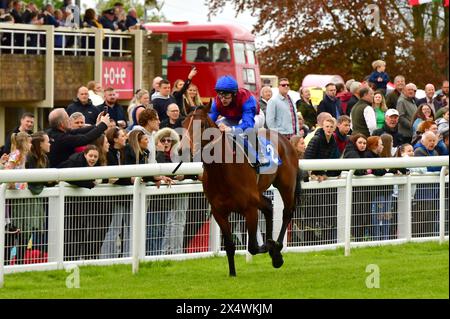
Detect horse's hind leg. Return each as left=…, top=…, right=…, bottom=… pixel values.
left=244, top=207, right=266, bottom=255
left=257, top=195, right=273, bottom=253
left=268, top=180, right=296, bottom=268
left=213, top=210, right=236, bottom=277
left=276, top=188, right=296, bottom=244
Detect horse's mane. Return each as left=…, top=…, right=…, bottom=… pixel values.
left=187, top=103, right=217, bottom=129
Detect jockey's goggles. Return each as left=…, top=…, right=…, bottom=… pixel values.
left=217, top=91, right=235, bottom=99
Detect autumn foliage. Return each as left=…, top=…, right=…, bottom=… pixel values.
left=208, top=0, right=449, bottom=89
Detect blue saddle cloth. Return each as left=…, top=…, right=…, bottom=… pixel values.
left=241, top=136, right=282, bottom=174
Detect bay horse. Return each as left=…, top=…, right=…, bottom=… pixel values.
left=181, top=105, right=300, bottom=276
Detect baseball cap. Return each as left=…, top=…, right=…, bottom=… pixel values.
left=102, top=8, right=115, bottom=15
left=385, top=109, right=399, bottom=117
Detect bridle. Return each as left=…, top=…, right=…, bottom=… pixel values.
left=182, top=106, right=228, bottom=157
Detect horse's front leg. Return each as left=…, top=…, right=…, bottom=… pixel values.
left=269, top=201, right=295, bottom=269
left=212, top=210, right=236, bottom=276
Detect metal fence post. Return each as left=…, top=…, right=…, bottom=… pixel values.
left=132, top=177, right=141, bottom=274
left=336, top=186, right=346, bottom=243
left=44, top=182, right=65, bottom=269
left=0, top=184, right=7, bottom=288
left=47, top=185, right=63, bottom=267
left=439, top=167, right=448, bottom=244
left=397, top=175, right=412, bottom=241
left=139, top=183, right=147, bottom=262
left=344, top=170, right=354, bottom=257
left=405, top=175, right=412, bottom=241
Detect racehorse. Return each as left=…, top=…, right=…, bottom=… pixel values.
left=181, top=105, right=301, bottom=276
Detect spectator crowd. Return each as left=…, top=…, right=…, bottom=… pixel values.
left=0, top=23, right=448, bottom=263
left=0, top=0, right=145, bottom=53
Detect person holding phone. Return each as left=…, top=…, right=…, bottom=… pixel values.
left=98, top=87, right=127, bottom=129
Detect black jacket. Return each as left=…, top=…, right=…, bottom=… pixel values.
left=172, top=78, right=192, bottom=116
left=304, top=128, right=341, bottom=176
left=318, top=95, right=344, bottom=119
left=125, top=15, right=141, bottom=30
left=25, top=154, right=55, bottom=195
left=372, top=124, right=404, bottom=148
left=106, top=146, right=132, bottom=186
left=296, top=99, right=317, bottom=129
left=10, top=9, right=23, bottom=23
left=47, top=122, right=108, bottom=168
left=98, top=102, right=127, bottom=124
left=124, top=144, right=154, bottom=182
left=342, top=142, right=367, bottom=176
left=160, top=117, right=185, bottom=130
left=152, top=94, right=177, bottom=122
left=66, top=98, right=100, bottom=125
left=346, top=95, right=359, bottom=115
left=364, top=151, right=387, bottom=176
left=58, top=152, right=96, bottom=189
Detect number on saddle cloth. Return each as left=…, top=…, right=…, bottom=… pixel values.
left=236, top=134, right=282, bottom=173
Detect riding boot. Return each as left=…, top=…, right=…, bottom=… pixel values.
left=255, top=143, right=269, bottom=168
left=251, top=132, right=269, bottom=168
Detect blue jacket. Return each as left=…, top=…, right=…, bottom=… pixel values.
left=435, top=140, right=449, bottom=156
left=369, top=71, right=389, bottom=91
left=209, top=89, right=257, bottom=132
left=413, top=143, right=441, bottom=172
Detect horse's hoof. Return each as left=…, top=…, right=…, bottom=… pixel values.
left=229, top=272, right=236, bottom=277
left=272, top=255, right=284, bottom=268
left=267, top=240, right=284, bottom=268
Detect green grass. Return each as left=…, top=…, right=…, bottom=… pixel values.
left=0, top=241, right=448, bottom=299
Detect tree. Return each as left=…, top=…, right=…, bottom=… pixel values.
left=21, top=0, right=64, bottom=10
left=207, top=0, right=449, bottom=89
left=94, top=0, right=146, bottom=19
left=94, top=0, right=167, bottom=22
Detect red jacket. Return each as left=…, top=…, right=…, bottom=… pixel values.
left=337, top=91, right=353, bottom=115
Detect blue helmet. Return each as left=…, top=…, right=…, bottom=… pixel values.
left=215, top=75, right=238, bottom=93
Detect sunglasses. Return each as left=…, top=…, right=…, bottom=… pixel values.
left=160, top=138, right=172, bottom=143
left=280, top=84, right=290, bottom=87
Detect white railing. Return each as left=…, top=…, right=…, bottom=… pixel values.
left=0, top=24, right=132, bottom=57
left=0, top=157, right=448, bottom=288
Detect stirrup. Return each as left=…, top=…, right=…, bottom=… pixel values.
left=254, top=158, right=270, bottom=168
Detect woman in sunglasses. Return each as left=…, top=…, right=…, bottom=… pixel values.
left=147, top=127, right=189, bottom=255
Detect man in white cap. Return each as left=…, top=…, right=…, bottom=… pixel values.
left=372, top=108, right=405, bottom=147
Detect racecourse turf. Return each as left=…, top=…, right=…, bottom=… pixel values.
left=0, top=241, right=448, bottom=299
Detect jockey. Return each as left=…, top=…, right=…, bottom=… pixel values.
left=209, top=75, right=269, bottom=167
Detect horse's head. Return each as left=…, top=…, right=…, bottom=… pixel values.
left=181, top=102, right=217, bottom=157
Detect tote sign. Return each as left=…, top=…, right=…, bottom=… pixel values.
left=102, top=61, right=134, bottom=99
